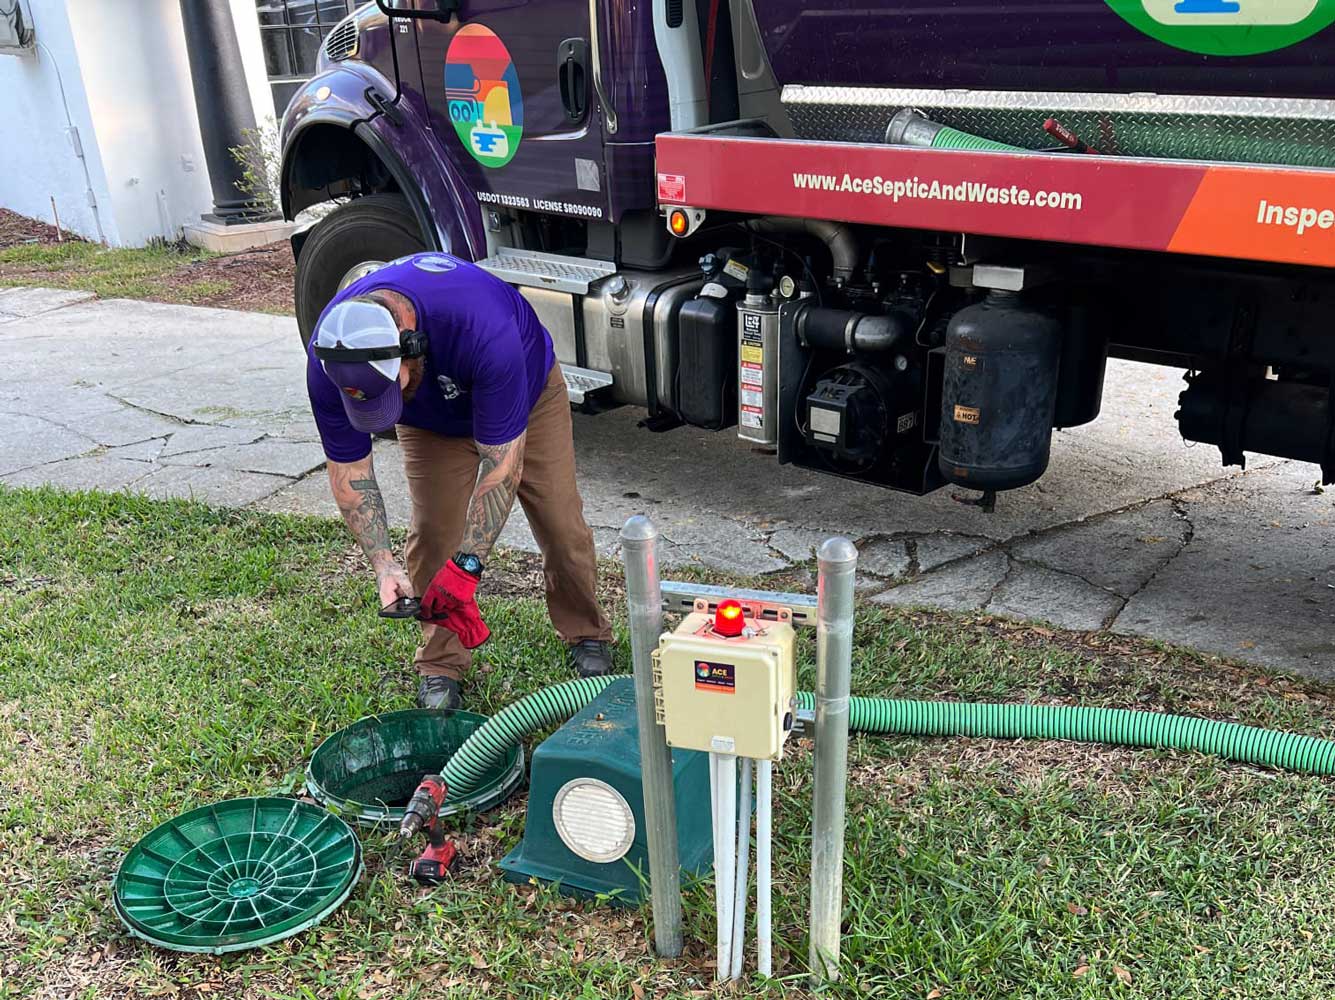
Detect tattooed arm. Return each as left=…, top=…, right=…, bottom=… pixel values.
left=458, top=432, right=527, bottom=562
left=327, top=453, right=413, bottom=605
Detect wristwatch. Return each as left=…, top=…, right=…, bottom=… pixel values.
left=452, top=551, right=484, bottom=578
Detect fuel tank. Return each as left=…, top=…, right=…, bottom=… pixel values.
left=751, top=0, right=1335, bottom=99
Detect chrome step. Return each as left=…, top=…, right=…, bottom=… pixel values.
left=476, top=248, right=616, bottom=295
left=560, top=363, right=614, bottom=405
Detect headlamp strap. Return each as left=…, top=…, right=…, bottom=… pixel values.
left=314, top=329, right=428, bottom=363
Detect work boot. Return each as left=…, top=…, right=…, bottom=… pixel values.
left=568, top=640, right=614, bottom=678
left=417, top=676, right=461, bottom=710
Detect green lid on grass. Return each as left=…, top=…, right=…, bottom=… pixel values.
left=113, top=798, right=362, bottom=954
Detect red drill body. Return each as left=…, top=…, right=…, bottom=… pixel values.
left=399, top=774, right=458, bottom=885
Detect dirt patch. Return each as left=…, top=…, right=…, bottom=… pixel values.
left=0, top=208, right=74, bottom=249
left=154, top=242, right=295, bottom=314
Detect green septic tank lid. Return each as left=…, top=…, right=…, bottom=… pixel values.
left=113, top=797, right=362, bottom=954
left=305, top=708, right=524, bottom=827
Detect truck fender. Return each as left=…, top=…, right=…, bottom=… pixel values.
left=280, top=69, right=485, bottom=261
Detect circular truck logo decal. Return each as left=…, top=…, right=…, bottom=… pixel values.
left=445, top=24, right=523, bottom=169
left=1108, top=0, right=1335, bottom=55
left=411, top=253, right=458, bottom=273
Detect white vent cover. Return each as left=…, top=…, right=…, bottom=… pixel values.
left=552, top=778, right=636, bottom=864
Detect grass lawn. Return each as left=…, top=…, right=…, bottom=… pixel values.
left=0, top=211, right=295, bottom=314
left=4, top=487, right=1335, bottom=999
left=0, top=239, right=218, bottom=301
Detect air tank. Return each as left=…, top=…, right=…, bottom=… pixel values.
left=938, top=291, right=1062, bottom=493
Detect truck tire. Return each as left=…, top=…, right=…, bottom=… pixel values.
left=294, top=193, right=428, bottom=346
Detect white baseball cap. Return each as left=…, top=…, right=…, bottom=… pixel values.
left=315, top=299, right=405, bottom=433
left=315, top=298, right=402, bottom=381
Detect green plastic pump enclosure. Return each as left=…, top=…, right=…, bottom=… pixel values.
left=113, top=797, right=362, bottom=954
left=499, top=677, right=714, bottom=902
left=306, top=708, right=525, bottom=827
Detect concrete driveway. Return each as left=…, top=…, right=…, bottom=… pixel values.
left=4, top=286, right=1333, bottom=677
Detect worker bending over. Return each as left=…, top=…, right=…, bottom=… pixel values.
left=305, top=252, right=614, bottom=709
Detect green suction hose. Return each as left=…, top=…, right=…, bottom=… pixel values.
left=795, top=693, right=1335, bottom=776
left=444, top=678, right=1335, bottom=797
left=885, top=107, right=1027, bottom=154
left=442, top=675, right=619, bottom=795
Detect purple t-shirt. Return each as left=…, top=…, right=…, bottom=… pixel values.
left=306, top=253, right=555, bottom=463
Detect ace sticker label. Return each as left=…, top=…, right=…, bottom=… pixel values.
left=694, top=660, right=736, bottom=693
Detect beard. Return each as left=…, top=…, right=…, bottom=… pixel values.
left=401, top=360, right=425, bottom=403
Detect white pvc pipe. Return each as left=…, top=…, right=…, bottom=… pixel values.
left=730, top=757, right=753, bottom=981
left=757, top=758, right=773, bottom=977
left=716, top=753, right=737, bottom=981
left=709, top=752, right=725, bottom=977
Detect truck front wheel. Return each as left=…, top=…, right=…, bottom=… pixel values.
left=294, top=193, right=429, bottom=345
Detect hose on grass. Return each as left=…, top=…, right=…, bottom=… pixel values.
left=794, top=693, right=1335, bottom=776
left=442, top=678, right=1335, bottom=797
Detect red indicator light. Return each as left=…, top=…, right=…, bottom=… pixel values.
left=668, top=209, right=690, bottom=236
left=713, top=599, right=745, bottom=637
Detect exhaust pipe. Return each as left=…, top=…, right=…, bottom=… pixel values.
left=748, top=217, right=858, bottom=283
left=794, top=303, right=914, bottom=353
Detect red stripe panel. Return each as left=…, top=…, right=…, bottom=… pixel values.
left=655, top=135, right=1242, bottom=260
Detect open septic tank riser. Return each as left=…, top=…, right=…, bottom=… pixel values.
left=308, top=680, right=718, bottom=904
left=305, top=708, right=525, bottom=827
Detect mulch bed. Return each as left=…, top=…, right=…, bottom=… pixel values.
left=0, top=208, right=296, bottom=314
left=156, top=242, right=296, bottom=314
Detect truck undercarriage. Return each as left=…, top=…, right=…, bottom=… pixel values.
left=278, top=0, right=1335, bottom=510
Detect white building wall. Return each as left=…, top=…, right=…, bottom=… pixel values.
left=0, top=0, right=114, bottom=242
left=0, top=0, right=274, bottom=247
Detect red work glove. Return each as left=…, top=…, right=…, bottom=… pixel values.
left=418, top=561, right=490, bottom=649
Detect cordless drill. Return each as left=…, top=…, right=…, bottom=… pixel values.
left=398, top=774, right=458, bottom=884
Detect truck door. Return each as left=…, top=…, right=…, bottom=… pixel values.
left=410, top=0, right=608, bottom=224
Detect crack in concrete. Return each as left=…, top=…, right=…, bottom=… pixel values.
left=0, top=413, right=105, bottom=477
left=159, top=436, right=266, bottom=461
left=983, top=551, right=1018, bottom=607
left=903, top=537, right=922, bottom=578
left=0, top=411, right=100, bottom=448
left=892, top=463, right=1268, bottom=590
left=1, top=454, right=88, bottom=478
left=1102, top=491, right=1203, bottom=630
left=1006, top=553, right=1125, bottom=602
left=104, top=393, right=210, bottom=427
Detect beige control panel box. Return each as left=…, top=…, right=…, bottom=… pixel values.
left=653, top=611, right=796, bottom=760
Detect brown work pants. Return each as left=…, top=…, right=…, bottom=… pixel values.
left=397, top=365, right=611, bottom=680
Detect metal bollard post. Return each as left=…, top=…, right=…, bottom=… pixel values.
left=809, top=537, right=858, bottom=982
left=621, top=515, right=684, bottom=957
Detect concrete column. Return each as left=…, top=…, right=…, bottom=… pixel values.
left=178, top=0, right=272, bottom=222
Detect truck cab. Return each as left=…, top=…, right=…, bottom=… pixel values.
left=280, top=0, right=1335, bottom=506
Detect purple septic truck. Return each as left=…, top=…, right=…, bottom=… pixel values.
left=279, top=0, right=1335, bottom=506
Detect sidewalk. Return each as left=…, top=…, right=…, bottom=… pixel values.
left=3, top=286, right=1333, bottom=677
